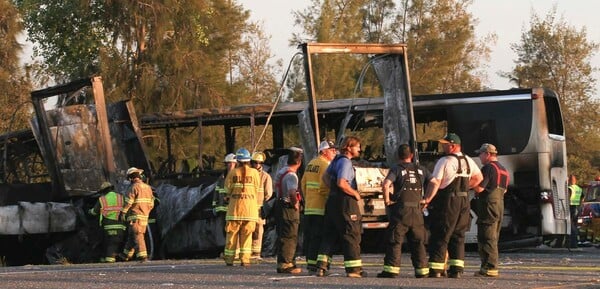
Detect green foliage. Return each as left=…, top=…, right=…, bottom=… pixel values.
left=510, top=8, right=600, bottom=182
left=403, top=0, right=494, bottom=94
left=0, top=0, right=32, bottom=133
left=292, top=0, right=493, bottom=97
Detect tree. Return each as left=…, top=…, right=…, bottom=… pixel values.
left=14, top=0, right=259, bottom=164
left=0, top=0, right=32, bottom=133
left=231, top=21, right=280, bottom=105
left=510, top=8, right=600, bottom=181
left=292, top=0, right=494, bottom=96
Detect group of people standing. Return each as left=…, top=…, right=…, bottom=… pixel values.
left=94, top=131, right=505, bottom=279
left=378, top=133, right=508, bottom=279
left=89, top=167, right=155, bottom=263
left=217, top=132, right=511, bottom=279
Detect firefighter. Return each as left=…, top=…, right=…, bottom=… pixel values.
left=377, top=144, right=432, bottom=278
left=473, top=143, right=509, bottom=277
left=212, top=153, right=237, bottom=250
left=119, top=167, right=155, bottom=262
left=422, top=133, right=483, bottom=278
left=88, top=181, right=126, bottom=263
left=250, top=151, right=273, bottom=259
left=301, top=140, right=337, bottom=273
left=316, top=136, right=366, bottom=278
left=223, top=148, right=260, bottom=266
left=274, top=149, right=303, bottom=274
left=568, top=175, right=584, bottom=246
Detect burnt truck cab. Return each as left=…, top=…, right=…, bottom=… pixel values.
left=577, top=180, right=600, bottom=245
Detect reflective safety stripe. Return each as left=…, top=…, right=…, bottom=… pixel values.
left=224, top=249, right=236, bottom=257
left=104, top=257, right=116, bottom=263
left=317, top=254, right=330, bottom=263
left=307, top=259, right=317, bottom=265
left=305, top=181, right=320, bottom=189
left=128, top=214, right=150, bottom=221
left=239, top=247, right=252, bottom=254
left=344, top=259, right=362, bottom=268
left=448, top=259, right=464, bottom=268
left=215, top=206, right=228, bottom=212
left=304, top=208, right=325, bottom=215
left=225, top=216, right=259, bottom=222
left=104, top=224, right=126, bottom=231
left=383, top=265, right=400, bottom=274
left=415, top=267, right=429, bottom=275
left=429, top=262, right=446, bottom=270
left=483, top=268, right=499, bottom=276
left=134, top=197, right=154, bottom=204
left=136, top=251, right=147, bottom=258
left=98, top=192, right=124, bottom=223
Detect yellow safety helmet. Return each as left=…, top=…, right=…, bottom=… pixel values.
left=251, top=152, right=266, bottom=163
left=99, top=181, right=113, bottom=191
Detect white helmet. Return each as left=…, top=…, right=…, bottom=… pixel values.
left=223, top=153, right=237, bottom=163
left=126, top=167, right=144, bottom=176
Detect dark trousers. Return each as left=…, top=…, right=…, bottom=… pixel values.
left=428, top=194, right=470, bottom=274
left=475, top=190, right=504, bottom=271
left=316, top=194, right=362, bottom=273
left=103, top=229, right=125, bottom=261
left=304, top=214, right=325, bottom=268
left=383, top=206, right=428, bottom=273
left=275, top=202, right=300, bottom=268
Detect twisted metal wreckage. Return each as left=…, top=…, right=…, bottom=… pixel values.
left=0, top=43, right=414, bottom=265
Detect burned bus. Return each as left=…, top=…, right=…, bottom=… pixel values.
left=413, top=88, right=570, bottom=246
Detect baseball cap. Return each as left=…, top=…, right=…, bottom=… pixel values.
left=475, top=143, right=498, bottom=154
left=318, top=140, right=336, bottom=152
left=438, top=133, right=461, bottom=145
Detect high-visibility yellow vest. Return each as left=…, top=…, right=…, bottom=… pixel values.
left=301, top=155, right=331, bottom=216
left=569, top=184, right=583, bottom=206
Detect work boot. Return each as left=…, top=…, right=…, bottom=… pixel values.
left=347, top=270, right=367, bottom=278
left=315, top=269, right=330, bottom=277
left=447, top=271, right=462, bottom=278
left=116, top=253, right=130, bottom=262
left=376, top=271, right=398, bottom=278
left=277, top=266, right=302, bottom=274
left=137, top=257, right=148, bottom=263
left=474, top=270, right=498, bottom=278
left=428, top=271, right=442, bottom=278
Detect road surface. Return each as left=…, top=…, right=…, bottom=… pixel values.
left=0, top=246, right=598, bottom=289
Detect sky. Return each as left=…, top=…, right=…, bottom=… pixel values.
left=237, top=0, right=600, bottom=94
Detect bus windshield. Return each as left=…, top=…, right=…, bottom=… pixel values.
left=448, top=99, right=533, bottom=156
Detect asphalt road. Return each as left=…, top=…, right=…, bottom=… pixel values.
left=1, top=247, right=599, bottom=289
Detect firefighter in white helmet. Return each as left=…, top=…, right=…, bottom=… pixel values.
left=118, top=167, right=155, bottom=262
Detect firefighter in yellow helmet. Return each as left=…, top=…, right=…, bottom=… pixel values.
left=250, top=151, right=273, bottom=259
left=119, top=167, right=155, bottom=262
left=88, top=181, right=126, bottom=263
left=223, top=148, right=260, bottom=266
